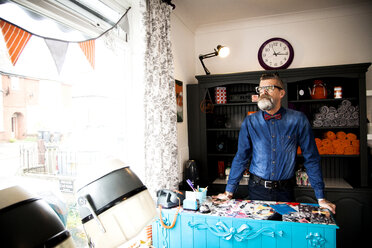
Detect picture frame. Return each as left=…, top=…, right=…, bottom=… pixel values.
left=175, top=80, right=183, bottom=122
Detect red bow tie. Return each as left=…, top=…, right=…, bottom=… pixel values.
left=264, top=113, right=282, bottom=120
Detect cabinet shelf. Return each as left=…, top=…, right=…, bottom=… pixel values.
left=297, top=154, right=359, bottom=158
left=212, top=177, right=353, bottom=189
left=288, top=97, right=357, bottom=103
left=213, top=102, right=257, bottom=107
left=207, top=128, right=240, bottom=131
left=312, top=126, right=359, bottom=130
left=208, top=153, right=236, bottom=157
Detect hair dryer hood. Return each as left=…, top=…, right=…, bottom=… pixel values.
left=0, top=186, right=75, bottom=247
left=76, top=159, right=157, bottom=247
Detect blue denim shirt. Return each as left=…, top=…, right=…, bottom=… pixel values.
left=226, top=107, right=325, bottom=199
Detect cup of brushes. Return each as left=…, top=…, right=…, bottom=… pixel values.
left=183, top=179, right=207, bottom=210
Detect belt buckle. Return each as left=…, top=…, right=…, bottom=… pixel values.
left=264, top=181, right=272, bottom=189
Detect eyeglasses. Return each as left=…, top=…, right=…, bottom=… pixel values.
left=255, top=85, right=283, bottom=94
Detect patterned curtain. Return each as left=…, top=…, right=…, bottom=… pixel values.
left=143, top=0, right=179, bottom=197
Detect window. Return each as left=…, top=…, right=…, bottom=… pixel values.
left=0, top=6, right=140, bottom=247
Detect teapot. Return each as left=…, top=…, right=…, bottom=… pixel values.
left=310, top=80, right=328, bottom=99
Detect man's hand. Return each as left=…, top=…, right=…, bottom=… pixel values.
left=318, top=199, right=336, bottom=214
left=211, top=191, right=233, bottom=202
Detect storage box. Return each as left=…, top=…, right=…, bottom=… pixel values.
left=183, top=199, right=199, bottom=210
left=185, top=188, right=207, bottom=204
left=215, top=87, right=227, bottom=104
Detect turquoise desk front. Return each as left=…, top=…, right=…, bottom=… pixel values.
left=152, top=200, right=338, bottom=248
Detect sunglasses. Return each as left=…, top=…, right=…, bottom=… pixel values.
left=255, top=85, right=283, bottom=94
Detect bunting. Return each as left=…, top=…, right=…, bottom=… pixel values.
left=45, top=39, right=69, bottom=74
left=0, top=13, right=134, bottom=71
left=0, top=20, right=32, bottom=65
left=79, top=40, right=95, bottom=69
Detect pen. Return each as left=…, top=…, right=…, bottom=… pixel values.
left=201, top=186, right=208, bottom=193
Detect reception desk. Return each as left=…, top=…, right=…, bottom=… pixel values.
left=152, top=200, right=338, bottom=248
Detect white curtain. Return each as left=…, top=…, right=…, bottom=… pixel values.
left=143, top=0, right=179, bottom=197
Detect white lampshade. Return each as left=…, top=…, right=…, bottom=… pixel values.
left=218, top=46, right=230, bottom=58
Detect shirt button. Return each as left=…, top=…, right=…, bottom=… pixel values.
left=271, top=173, right=274, bottom=176
left=272, top=135, right=275, bottom=138
left=273, top=148, right=276, bottom=151
left=272, top=161, right=275, bottom=164
left=271, top=121, right=274, bottom=124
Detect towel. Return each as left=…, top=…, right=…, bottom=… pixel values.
left=315, top=131, right=359, bottom=155
left=313, top=99, right=358, bottom=127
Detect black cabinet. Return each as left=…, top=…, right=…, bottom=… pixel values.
left=188, top=63, right=370, bottom=188
left=187, top=63, right=371, bottom=248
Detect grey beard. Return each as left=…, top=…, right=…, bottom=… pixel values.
left=257, top=96, right=275, bottom=111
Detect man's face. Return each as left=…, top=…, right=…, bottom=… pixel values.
left=257, top=79, right=285, bottom=111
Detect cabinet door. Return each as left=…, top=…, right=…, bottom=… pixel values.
left=327, top=192, right=365, bottom=248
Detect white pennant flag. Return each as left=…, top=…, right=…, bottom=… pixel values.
left=44, top=39, right=69, bottom=74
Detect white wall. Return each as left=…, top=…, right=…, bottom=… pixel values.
left=171, top=13, right=195, bottom=181
left=172, top=2, right=372, bottom=182
left=194, top=3, right=372, bottom=77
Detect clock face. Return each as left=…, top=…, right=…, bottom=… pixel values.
left=258, top=38, right=294, bottom=70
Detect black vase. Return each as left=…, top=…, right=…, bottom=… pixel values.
left=184, top=160, right=200, bottom=186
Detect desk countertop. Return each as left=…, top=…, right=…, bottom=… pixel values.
left=179, top=198, right=337, bottom=226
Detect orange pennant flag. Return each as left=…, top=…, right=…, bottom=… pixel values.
left=0, top=20, right=32, bottom=65
left=79, top=40, right=95, bottom=69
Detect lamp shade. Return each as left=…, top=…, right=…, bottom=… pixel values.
left=0, top=186, right=75, bottom=248
left=76, top=162, right=157, bottom=247
left=199, top=45, right=230, bottom=75
left=217, top=45, right=230, bottom=58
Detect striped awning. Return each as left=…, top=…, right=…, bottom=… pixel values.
left=0, top=20, right=32, bottom=65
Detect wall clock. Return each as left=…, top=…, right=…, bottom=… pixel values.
left=258, top=37, right=294, bottom=70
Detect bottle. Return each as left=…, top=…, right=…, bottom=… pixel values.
left=225, top=166, right=231, bottom=179
left=218, top=161, right=225, bottom=179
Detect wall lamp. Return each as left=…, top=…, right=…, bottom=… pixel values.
left=199, top=45, right=230, bottom=75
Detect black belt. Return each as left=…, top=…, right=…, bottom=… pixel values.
left=250, top=174, right=295, bottom=189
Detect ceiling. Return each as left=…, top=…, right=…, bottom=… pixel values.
left=172, top=0, right=370, bottom=31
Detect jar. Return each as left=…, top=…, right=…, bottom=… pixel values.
left=334, top=86, right=342, bottom=99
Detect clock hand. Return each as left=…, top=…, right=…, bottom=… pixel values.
left=272, top=47, right=278, bottom=56
left=276, top=52, right=289, bottom=55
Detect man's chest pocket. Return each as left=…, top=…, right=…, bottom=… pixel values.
left=280, top=135, right=297, bottom=152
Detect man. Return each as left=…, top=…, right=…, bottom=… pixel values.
left=215, top=73, right=336, bottom=214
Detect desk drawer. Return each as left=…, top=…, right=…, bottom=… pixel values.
left=152, top=211, right=337, bottom=248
